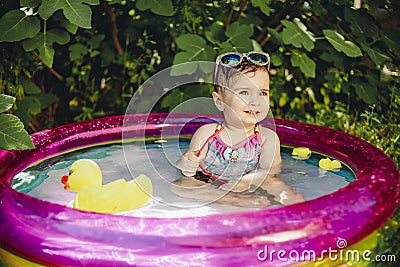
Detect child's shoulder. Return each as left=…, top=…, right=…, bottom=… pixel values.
left=258, top=125, right=280, bottom=142
left=258, top=125, right=277, bottom=135
left=192, top=122, right=219, bottom=137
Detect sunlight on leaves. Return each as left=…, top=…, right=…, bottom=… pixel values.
left=281, top=18, right=315, bottom=52
left=251, top=0, right=275, bottom=16
left=323, top=29, right=362, bottom=58
left=0, top=114, right=35, bottom=150
left=0, top=95, right=15, bottom=113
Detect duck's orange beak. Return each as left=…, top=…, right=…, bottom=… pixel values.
left=61, top=175, right=70, bottom=190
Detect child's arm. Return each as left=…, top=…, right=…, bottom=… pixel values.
left=176, top=123, right=216, bottom=176
left=259, top=127, right=282, bottom=175
left=176, top=150, right=201, bottom=177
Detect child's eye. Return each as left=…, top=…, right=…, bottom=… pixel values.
left=260, top=91, right=269, bottom=96
left=238, top=90, right=249, bottom=95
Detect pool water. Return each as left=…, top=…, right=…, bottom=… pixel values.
left=12, top=140, right=355, bottom=218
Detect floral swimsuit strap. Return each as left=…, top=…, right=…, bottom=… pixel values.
left=196, top=123, right=261, bottom=184
left=195, top=123, right=225, bottom=157
left=196, top=123, right=261, bottom=157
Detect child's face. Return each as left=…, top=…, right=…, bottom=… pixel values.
left=213, top=69, right=270, bottom=129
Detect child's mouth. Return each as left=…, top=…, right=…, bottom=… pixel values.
left=244, top=110, right=260, bottom=115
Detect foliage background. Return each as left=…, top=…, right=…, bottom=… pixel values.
left=0, top=0, right=399, bottom=266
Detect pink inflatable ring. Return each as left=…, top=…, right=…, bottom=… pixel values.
left=0, top=113, right=399, bottom=266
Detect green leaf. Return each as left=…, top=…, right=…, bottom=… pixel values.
left=39, top=0, right=100, bottom=29
left=362, top=44, right=391, bottom=66
left=53, top=12, right=79, bottom=34
left=136, top=0, right=174, bottom=16
left=171, top=48, right=216, bottom=75
left=0, top=114, right=35, bottom=150
left=0, top=94, right=16, bottom=113
left=170, top=57, right=198, bottom=75
left=290, top=50, right=316, bottom=78
left=251, top=0, right=274, bottom=16
left=13, top=95, right=42, bottom=126
left=354, top=82, right=378, bottom=104
left=205, top=21, right=225, bottom=44
left=100, top=45, right=116, bottom=67
left=310, top=0, right=325, bottom=16
left=175, top=34, right=206, bottom=53
left=382, top=28, right=400, bottom=50
left=230, top=37, right=253, bottom=52
left=0, top=10, right=40, bottom=42
left=21, top=0, right=42, bottom=8
left=38, top=1, right=65, bottom=19
left=161, top=89, right=182, bottom=108
left=69, top=43, right=88, bottom=60
left=16, top=96, right=42, bottom=115
left=36, top=93, right=58, bottom=109
left=87, top=34, right=105, bottom=49
left=220, top=22, right=254, bottom=52
left=19, top=78, right=41, bottom=94
left=343, top=8, right=373, bottom=40
left=219, top=41, right=235, bottom=54
left=23, top=28, right=70, bottom=67
left=83, top=0, right=99, bottom=4
left=267, top=27, right=283, bottom=44
left=270, top=53, right=283, bottom=67
left=281, top=19, right=315, bottom=52
left=251, top=40, right=263, bottom=52
left=319, top=45, right=345, bottom=69
left=172, top=34, right=216, bottom=75
left=225, top=22, right=254, bottom=52
left=323, top=29, right=363, bottom=57
left=226, top=22, right=253, bottom=40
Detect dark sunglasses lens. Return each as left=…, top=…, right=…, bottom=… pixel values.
left=248, top=53, right=269, bottom=65
left=220, top=54, right=241, bottom=65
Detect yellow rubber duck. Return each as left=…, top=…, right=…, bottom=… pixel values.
left=292, top=147, right=311, bottom=160
left=318, top=158, right=342, bottom=171
left=61, top=159, right=152, bottom=214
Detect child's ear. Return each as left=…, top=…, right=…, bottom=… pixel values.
left=212, top=92, right=224, bottom=111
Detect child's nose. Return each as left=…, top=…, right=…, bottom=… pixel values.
left=248, top=93, right=260, bottom=106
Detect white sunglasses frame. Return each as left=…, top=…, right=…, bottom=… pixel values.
left=216, top=51, right=271, bottom=70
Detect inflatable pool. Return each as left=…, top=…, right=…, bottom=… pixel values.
left=0, top=113, right=399, bottom=266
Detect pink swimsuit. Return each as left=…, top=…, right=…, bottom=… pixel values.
left=195, top=123, right=262, bottom=184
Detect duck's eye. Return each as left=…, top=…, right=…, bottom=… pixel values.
left=69, top=170, right=73, bottom=175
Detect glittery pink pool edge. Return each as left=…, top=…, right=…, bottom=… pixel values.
left=0, top=113, right=398, bottom=266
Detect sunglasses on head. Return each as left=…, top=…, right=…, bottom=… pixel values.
left=216, top=51, right=270, bottom=69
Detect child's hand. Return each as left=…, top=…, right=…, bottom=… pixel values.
left=176, top=151, right=201, bottom=177
left=219, top=178, right=252, bottom=192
